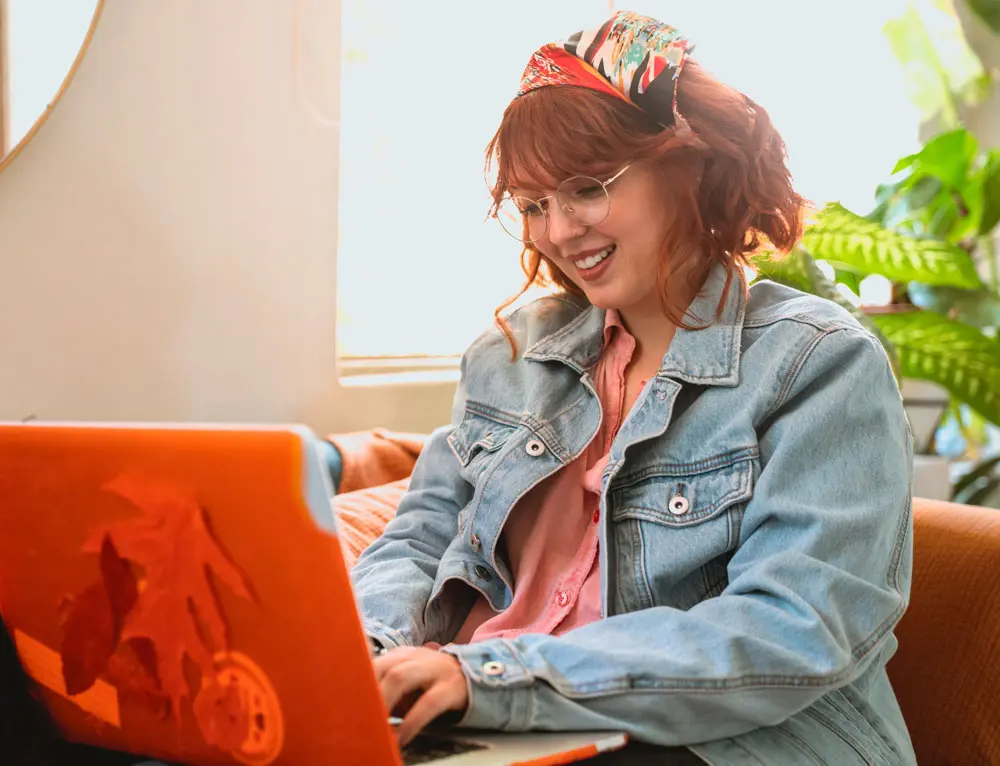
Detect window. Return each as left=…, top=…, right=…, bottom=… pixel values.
left=0, top=0, right=97, bottom=158
left=0, top=0, right=99, bottom=155
left=337, top=0, right=920, bottom=363
left=0, top=1, right=6, bottom=153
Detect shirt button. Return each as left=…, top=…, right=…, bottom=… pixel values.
left=525, top=439, right=546, bottom=457
left=555, top=590, right=570, bottom=607
left=483, top=661, right=505, bottom=677
left=655, top=389, right=668, bottom=401
left=470, top=534, right=482, bottom=551
left=474, top=564, right=493, bottom=582
left=668, top=495, right=691, bottom=516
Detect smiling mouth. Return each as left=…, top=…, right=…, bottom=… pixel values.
left=574, top=245, right=616, bottom=270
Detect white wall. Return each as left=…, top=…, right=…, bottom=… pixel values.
left=0, top=0, right=455, bottom=434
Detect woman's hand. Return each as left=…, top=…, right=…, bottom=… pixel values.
left=373, top=646, right=469, bottom=746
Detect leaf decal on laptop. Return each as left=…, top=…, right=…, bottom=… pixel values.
left=104, top=636, right=168, bottom=711
left=60, top=536, right=138, bottom=695
left=82, top=474, right=253, bottom=722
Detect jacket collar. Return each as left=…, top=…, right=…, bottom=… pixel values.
left=523, top=262, right=745, bottom=387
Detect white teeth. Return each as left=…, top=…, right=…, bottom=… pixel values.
left=575, top=246, right=615, bottom=270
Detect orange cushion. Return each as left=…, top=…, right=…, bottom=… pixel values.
left=332, top=478, right=409, bottom=569
left=888, top=499, right=1000, bottom=766
left=326, top=429, right=426, bottom=495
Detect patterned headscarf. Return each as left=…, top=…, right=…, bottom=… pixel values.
left=517, top=11, right=692, bottom=130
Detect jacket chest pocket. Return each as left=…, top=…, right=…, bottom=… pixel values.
left=447, top=411, right=520, bottom=489
left=610, top=453, right=756, bottom=612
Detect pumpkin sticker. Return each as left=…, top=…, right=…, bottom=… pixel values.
left=194, top=652, right=285, bottom=764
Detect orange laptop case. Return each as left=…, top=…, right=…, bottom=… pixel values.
left=0, top=422, right=402, bottom=765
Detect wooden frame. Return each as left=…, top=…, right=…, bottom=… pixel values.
left=0, top=0, right=105, bottom=174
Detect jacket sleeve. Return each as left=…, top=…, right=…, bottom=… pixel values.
left=441, top=328, right=914, bottom=746
left=350, top=360, right=472, bottom=650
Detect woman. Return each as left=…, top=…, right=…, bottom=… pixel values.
left=351, top=11, right=915, bottom=765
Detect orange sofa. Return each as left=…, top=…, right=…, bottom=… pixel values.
left=886, top=499, right=1000, bottom=765
left=329, top=430, right=1000, bottom=766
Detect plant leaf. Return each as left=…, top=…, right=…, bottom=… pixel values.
left=967, top=0, right=1000, bottom=32
left=883, top=1, right=991, bottom=126
left=754, top=247, right=898, bottom=369
left=872, top=176, right=946, bottom=235
left=907, top=282, right=1000, bottom=328
left=967, top=478, right=1000, bottom=507
left=894, top=128, right=983, bottom=238
left=834, top=269, right=863, bottom=297
left=894, top=129, right=978, bottom=188
left=872, top=310, right=1000, bottom=425
left=952, top=454, right=1000, bottom=497
left=979, top=149, right=1000, bottom=235
left=882, top=130, right=991, bottom=241
left=802, top=203, right=982, bottom=288
left=903, top=175, right=947, bottom=211
left=808, top=258, right=901, bottom=372
left=884, top=3, right=958, bottom=127
left=749, top=249, right=812, bottom=293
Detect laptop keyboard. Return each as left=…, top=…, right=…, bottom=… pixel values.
left=401, top=732, right=488, bottom=764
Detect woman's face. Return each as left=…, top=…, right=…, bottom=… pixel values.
left=510, top=162, right=675, bottom=314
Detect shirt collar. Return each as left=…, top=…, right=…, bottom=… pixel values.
left=603, top=307, right=627, bottom=345
left=523, top=261, right=746, bottom=387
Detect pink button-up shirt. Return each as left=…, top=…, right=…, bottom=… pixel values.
left=453, top=310, right=643, bottom=644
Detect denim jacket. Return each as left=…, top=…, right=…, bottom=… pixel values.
left=352, top=264, right=916, bottom=765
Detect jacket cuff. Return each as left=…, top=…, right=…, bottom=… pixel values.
left=363, top=619, right=412, bottom=651
left=441, top=639, right=536, bottom=730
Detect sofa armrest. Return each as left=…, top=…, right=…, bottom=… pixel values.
left=326, top=429, right=428, bottom=494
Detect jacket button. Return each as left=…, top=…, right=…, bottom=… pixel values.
left=525, top=439, right=546, bottom=457
left=470, top=533, right=482, bottom=551
left=483, top=661, right=505, bottom=677
left=668, top=495, right=691, bottom=515
left=474, top=564, right=493, bottom=582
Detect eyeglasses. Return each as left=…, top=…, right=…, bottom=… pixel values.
left=495, top=165, right=632, bottom=244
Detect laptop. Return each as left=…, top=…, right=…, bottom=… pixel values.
left=0, top=421, right=627, bottom=765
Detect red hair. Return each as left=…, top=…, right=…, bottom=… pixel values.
left=486, top=61, right=805, bottom=354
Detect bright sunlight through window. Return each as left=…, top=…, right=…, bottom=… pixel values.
left=337, top=0, right=920, bottom=361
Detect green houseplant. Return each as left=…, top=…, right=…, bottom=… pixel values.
left=753, top=0, right=1000, bottom=505
left=753, top=127, right=1000, bottom=504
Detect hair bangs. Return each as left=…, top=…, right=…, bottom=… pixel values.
left=486, top=86, right=659, bottom=209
